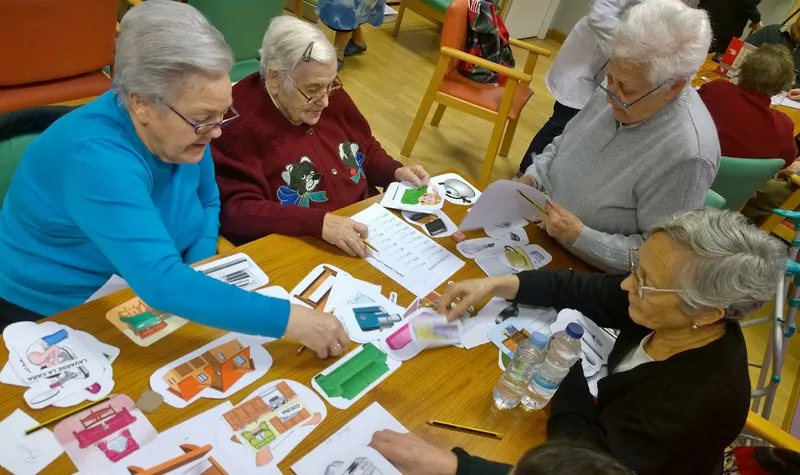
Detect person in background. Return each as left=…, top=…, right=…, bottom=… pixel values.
left=212, top=17, right=429, bottom=258
left=0, top=0, right=349, bottom=359
left=318, top=0, right=385, bottom=70
left=517, top=0, right=642, bottom=176
left=746, top=15, right=800, bottom=96
left=699, top=44, right=797, bottom=167
left=373, top=208, right=786, bottom=475
left=699, top=0, right=762, bottom=53
left=519, top=0, right=719, bottom=273
left=369, top=437, right=634, bottom=475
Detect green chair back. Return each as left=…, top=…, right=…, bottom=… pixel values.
left=0, top=106, right=74, bottom=208
left=189, top=0, right=283, bottom=82
left=710, top=157, right=785, bottom=210
left=703, top=189, right=727, bottom=209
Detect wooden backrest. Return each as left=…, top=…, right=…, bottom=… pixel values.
left=441, top=0, right=470, bottom=74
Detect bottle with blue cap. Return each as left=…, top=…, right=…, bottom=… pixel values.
left=521, top=322, right=585, bottom=410
left=492, top=331, right=550, bottom=410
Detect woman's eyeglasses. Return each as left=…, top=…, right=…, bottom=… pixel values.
left=284, top=74, right=343, bottom=104
left=167, top=104, right=239, bottom=135
left=628, top=247, right=683, bottom=299
left=593, top=60, right=666, bottom=110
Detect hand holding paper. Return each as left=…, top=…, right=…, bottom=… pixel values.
left=459, top=180, right=548, bottom=231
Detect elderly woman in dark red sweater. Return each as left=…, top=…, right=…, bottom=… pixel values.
left=211, top=16, right=429, bottom=257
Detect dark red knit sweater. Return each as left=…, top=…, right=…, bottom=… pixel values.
left=698, top=79, right=797, bottom=168
left=211, top=73, right=402, bottom=245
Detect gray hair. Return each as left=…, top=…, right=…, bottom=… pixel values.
left=259, top=16, right=337, bottom=76
left=612, top=0, right=712, bottom=86
left=112, top=0, right=233, bottom=108
left=650, top=208, right=786, bottom=320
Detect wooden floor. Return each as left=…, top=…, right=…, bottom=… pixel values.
left=311, top=10, right=800, bottom=431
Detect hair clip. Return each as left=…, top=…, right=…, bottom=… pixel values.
left=302, top=42, right=314, bottom=61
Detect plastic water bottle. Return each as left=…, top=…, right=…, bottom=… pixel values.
left=521, top=322, right=584, bottom=410
left=492, top=332, right=550, bottom=410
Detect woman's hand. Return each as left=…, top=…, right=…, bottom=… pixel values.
left=284, top=305, right=350, bottom=359
left=789, top=89, right=800, bottom=102
left=321, top=213, right=372, bottom=258
left=540, top=201, right=584, bottom=244
left=394, top=165, right=431, bottom=187
left=369, top=430, right=458, bottom=475
left=436, top=276, right=519, bottom=320
left=780, top=160, right=800, bottom=177
left=515, top=174, right=536, bottom=188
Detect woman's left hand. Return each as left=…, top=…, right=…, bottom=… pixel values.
left=541, top=201, right=584, bottom=244
left=369, top=430, right=458, bottom=475
left=395, top=165, right=431, bottom=187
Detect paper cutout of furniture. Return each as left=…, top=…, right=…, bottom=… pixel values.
left=162, top=339, right=254, bottom=401
left=72, top=405, right=138, bottom=449
left=223, top=382, right=311, bottom=437
left=293, top=265, right=338, bottom=309
left=117, top=301, right=170, bottom=338
left=127, top=443, right=228, bottom=475
left=315, top=343, right=390, bottom=399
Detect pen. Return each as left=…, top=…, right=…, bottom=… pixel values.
left=427, top=419, right=504, bottom=440
left=25, top=394, right=114, bottom=435
left=516, top=190, right=548, bottom=215
left=298, top=308, right=336, bottom=354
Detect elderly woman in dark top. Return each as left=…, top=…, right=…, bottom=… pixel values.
left=370, top=208, right=786, bottom=475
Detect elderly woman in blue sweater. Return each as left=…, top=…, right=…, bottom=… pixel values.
left=520, top=0, right=720, bottom=273
left=0, top=0, right=348, bottom=359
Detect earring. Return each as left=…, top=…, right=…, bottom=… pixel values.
left=692, top=321, right=699, bottom=330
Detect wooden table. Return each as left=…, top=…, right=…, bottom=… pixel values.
left=0, top=170, right=589, bottom=474
left=693, top=56, right=800, bottom=137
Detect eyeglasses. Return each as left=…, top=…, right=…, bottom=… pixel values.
left=593, top=60, right=667, bottom=110
left=628, top=247, right=683, bottom=299
left=284, top=73, right=343, bottom=104
left=167, top=104, right=239, bottom=135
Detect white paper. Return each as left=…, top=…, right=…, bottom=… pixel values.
left=85, top=275, right=129, bottom=303
left=326, top=447, right=402, bottom=475
left=380, top=182, right=444, bottom=213
left=551, top=309, right=615, bottom=378
left=459, top=180, right=548, bottom=231
left=150, top=333, right=273, bottom=408
left=292, top=402, right=408, bottom=475
left=484, top=222, right=528, bottom=239
left=218, top=379, right=326, bottom=471
left=0, top=409, right=63, bottom=475
left=475, top=254, right=515, bottom=276
left=352, top=204, right=464, bottom=298
left=401, top=209, right=458, bottom=238
left=311, top=343, right=401, bottom=410
left=323, top=274, right=383, bottom=314
left=772, top=92, right=800, bottom=110
left=195, top=252, right=269, bottom=291
left=433, top=172, right=482, bottom=206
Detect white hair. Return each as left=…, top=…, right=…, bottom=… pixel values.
left=112, top=0, right=233, bottom=108
left=259, top=16, right=337, bottom=76
left=651, top=208, right=787, bottom=320
left=611, top=0, right=712, bottom=86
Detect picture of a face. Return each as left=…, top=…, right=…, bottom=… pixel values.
left=419, top=193, right=441, bottom=205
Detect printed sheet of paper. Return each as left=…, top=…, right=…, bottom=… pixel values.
left=352, top=204, right=464, bottom=298
left=292, top=402, right=407, bottom=475
left=459, top=180, right=548, bottom=231
left=0, top=410, right=63, bottom=475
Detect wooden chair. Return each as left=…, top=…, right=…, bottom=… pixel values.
left=400, top=0, right=550, bottom=188
left=393, top=0, right=510, bottom=36
left=759, top=174, right=800, bottom=242
left=745, top=411, right=800, bottom=453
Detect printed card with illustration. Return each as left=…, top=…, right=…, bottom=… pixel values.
left=484, top=220, right=529, bottom=240
left=150, top=334, right=273, bottom=409
left=219, top=379, right=325, bottom=470
left=291, top=264, right=351, bottom=311
left=3, top=322, right=108, bottom=409
left=195, top=252, right=269, bottom=291
left=381, top=181, right=444, bottom=213
left=325, top=447, right=401, bottom=475
left=500, top=244, right=552, bottom=272
left=476, top=254, right=516, bottom=276
left=323, top=273, right=382, bottom=315
left=488, top=316, right=551, bottom=359
left=433, top=172, right=482, bottom=206
left=53, top=394, right=157, bottom=473
left=311, top=343, right=401, bottom=410
left=106, top=297, right=188, bottom=348
left=379, top=308, right=462, bottom=362
left=401, top=210, right=458, bottom=238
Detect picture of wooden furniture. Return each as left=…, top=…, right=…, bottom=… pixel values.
left=400, top=0, right=550, bottom=188
left=162, top=339, right=254, bottom=401
left=292, top=265, right=338, bottom=309
left=127, top=443, right=228, bottom=475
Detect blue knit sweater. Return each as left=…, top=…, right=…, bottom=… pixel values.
left=0, top=91, right=289, bottom=337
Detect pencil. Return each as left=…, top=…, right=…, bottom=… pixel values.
left=517, top=189, right=548, bottom=215
left=298, top=308, right=336, bottom=354
left=362, top=238, right=378, bottom=253
left=427, top=420, right=504, bottom=440
left=25, top=394, right=114, bottom=435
